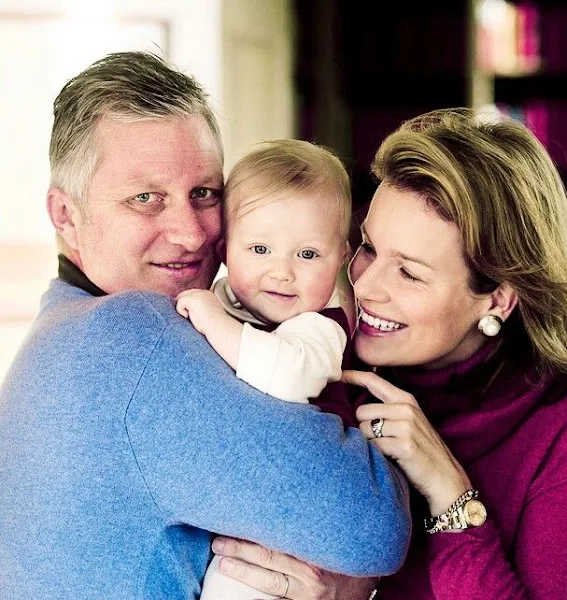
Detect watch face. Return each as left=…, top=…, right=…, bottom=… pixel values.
left=463, top=499, right=487, bottom=527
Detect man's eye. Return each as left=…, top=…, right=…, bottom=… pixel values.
left=190, top=187, right=222, bottom=208
left=134, top=192, right=157, bottom=204
left=360, top=241, right=375, bottom=255
left=299, top=249, right=318, bottom=259
left=252, top=245, right=269, bottom=255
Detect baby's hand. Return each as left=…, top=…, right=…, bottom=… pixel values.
left=175, top=289, right=225, bottom=334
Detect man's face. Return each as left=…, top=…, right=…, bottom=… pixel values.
left=59, top=115, right=223, bottom=297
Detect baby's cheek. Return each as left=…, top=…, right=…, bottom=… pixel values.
left=303, top=276, right=336, bottom=310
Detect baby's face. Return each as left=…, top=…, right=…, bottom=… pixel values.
left=225, top=192, right=347, bottom=324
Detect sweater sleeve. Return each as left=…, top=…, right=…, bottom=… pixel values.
left=423, top=427, right=567, bottom=599
left=236, top=312, right=347, bottom=403
left=126, top=300, right=411, bottom=577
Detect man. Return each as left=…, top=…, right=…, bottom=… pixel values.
left=0, top=51, right=410, bottom=599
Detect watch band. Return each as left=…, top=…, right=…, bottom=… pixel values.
left=424, top=489, right=483, bottom=534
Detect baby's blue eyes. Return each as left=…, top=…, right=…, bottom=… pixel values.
left=250, top=246, right=319, bottom=259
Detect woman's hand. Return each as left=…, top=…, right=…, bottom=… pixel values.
left=211, top=537, right=380, bottom=600
left=343, top=369, right=471, bottom=516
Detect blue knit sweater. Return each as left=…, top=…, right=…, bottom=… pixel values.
left=0, top=279, right=410, bottom=599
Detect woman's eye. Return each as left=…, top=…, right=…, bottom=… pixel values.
left=190, top=187, right=222, bottom=208
left=360, top=241, right=375, bottom=255
left=299, top=249, right=318, bottom=260
left=400, top=268, right=420, bottom=282
left=252, top=245, right=269, bottom=255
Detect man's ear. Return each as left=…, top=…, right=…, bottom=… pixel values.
left=215, top=238, right=227, bottom=264
left=47, top=188, right=80, bottom=250
left=487, top=282, right=519, bottom=321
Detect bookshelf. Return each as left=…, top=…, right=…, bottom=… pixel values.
left=293, top=0, right=567, bottom=224
left=293, top=0, right=474, bottom=243
left=473, top=0, right=567, bottom=174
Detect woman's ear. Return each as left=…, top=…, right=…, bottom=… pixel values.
left=47, top=188, right=80, bottom=250
left=488, top=282, right=519, bottom=321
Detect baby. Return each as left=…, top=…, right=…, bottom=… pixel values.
left=176, top=138, right=354, bottom=600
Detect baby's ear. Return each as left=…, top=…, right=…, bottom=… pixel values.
left=215, top=238, right=227, bottom=264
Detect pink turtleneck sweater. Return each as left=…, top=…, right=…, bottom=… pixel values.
left=362, top=340, right=567, bottom=599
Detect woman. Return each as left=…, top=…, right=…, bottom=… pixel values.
left=210, top=108, right=567, bottom=599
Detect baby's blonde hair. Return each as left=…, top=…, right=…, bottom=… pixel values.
left=224, top=139, right=352, bottom=241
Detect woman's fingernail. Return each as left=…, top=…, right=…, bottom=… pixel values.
left=212, top=538, right=225, bottom=553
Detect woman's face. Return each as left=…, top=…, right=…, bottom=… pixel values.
left=349, top=182, right=493, bottom=369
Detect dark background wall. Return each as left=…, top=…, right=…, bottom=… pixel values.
left=292, top=0, right=567, bottom=240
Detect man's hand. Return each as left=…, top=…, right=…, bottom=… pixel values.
left=211, top=537, right=380, bottom=599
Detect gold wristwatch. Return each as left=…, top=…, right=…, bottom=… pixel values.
left=424, top=489, right=487, bottom=534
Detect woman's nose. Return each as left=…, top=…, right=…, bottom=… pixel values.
left=352, top=259, right=390, bottom=304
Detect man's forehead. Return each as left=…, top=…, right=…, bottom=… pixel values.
left=90, top=117, right=223, bottom=189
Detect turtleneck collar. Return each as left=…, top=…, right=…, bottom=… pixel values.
left=375, top=339, right=556, bottom=465
left=58, top=254, right=107, bottom=297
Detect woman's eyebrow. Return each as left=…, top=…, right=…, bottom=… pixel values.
left=361, top=224, right=433, bottom=269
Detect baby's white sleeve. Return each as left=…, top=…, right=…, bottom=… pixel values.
left=236, top=312, right=347, bottom=403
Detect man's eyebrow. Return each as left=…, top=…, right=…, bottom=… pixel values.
left=360, top=225, right=433, bottom=269
left=117, top=174, right=223, bottom=190
left=191, top=174, right=224, bottom=187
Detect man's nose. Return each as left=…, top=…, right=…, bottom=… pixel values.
left=163, top=203, right=208, bottom=251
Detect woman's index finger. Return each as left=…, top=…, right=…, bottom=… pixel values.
left=342, top=369, right=404, bottom=403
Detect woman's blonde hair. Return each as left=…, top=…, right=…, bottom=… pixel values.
left=224, top=139, right=352, bottom=241
left=373, top=107, right=567, bottom=374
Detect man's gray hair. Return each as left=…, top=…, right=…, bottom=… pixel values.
left=49, top=50, right=223, bottom=206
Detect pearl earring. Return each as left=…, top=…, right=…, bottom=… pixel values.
left=478, top=314, right=503, bottom=337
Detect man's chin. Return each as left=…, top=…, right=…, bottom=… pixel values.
left=158, top=276, right=216, bottom=300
